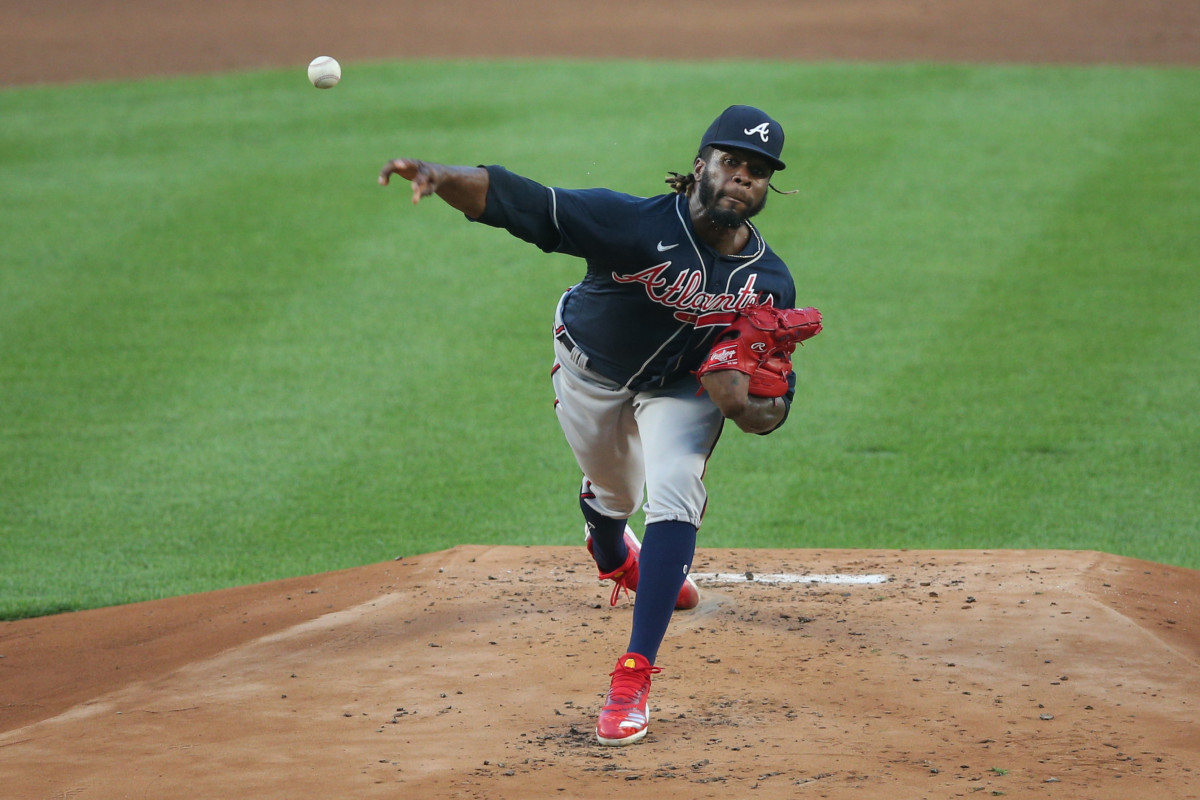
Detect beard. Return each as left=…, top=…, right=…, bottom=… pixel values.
left=696, top=171, right=767, bottom=229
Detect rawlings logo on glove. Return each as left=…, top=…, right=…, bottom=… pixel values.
left=705, top=343, right=741, bottom=366
left=696, top=303, right=823, bottom=398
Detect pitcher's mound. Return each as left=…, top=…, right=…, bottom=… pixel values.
left=2, top=546, right=1198, bottom=799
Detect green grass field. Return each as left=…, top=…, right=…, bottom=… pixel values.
left=2, top=61, right=1197, bottom=619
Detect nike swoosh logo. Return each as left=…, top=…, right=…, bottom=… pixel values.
left=656, top=241, right=679, bottom=252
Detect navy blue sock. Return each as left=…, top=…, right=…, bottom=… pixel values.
left=627, top=520, right=697, bottom=664
left=580, top=496, right=628, bottom=573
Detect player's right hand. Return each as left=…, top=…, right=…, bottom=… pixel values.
left=378, top=158, right=437, bottom=205
left=378, top=161, right=489, bottom=218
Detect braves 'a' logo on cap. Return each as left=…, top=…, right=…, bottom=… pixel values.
left=743, top=122, right=771, bottom=142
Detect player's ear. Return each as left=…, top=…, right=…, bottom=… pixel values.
left=693, top=155, right=705, bottom=177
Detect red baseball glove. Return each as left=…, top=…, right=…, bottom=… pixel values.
left=696, top=304, right=822, bottom=398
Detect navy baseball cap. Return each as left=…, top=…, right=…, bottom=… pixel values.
left=699, top=105, right=786, bottom=172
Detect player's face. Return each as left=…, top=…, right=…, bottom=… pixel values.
left=695, top=148, right=771, bottom=228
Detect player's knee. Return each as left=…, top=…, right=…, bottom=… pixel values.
left=583, top=490, right=640, bottom=520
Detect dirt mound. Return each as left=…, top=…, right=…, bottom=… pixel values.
left=2, top=546, right=1198, bottom=798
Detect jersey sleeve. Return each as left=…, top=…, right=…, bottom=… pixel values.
left=472, top=165, right=643, bottom=260
left=472, top=165, right=564, bottom=252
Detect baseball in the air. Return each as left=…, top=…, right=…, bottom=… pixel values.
left=307, top=56, right=341, bottom=89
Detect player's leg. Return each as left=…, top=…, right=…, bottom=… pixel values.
left=626, top=386, right=724, bottom=658
left=635, top=383, right=724, bottom=530
left=579, top=481, right=632, bottom=573
left=551, top=344, right=644, bottom=574
left=625, top=520, right=697, bottom=660
left=596, top=386, right=723, bottom=745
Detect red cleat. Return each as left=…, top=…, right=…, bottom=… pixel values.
left=585, top=525, right=700, bottom=610
left=596, top=652, right=662, bottom=746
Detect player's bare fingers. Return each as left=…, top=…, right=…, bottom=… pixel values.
left=408, top=165, right=440, bottom=204
left=378, top=158, right=415, bottom=186
left=378, top=161, right=398, bottom=185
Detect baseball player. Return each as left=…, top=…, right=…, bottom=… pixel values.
left=379, top=105, right=821, bottom=746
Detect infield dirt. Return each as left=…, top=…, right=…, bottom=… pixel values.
left=2, top=2, right=1198, bottom=798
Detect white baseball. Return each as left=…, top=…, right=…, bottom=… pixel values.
left=308, top=56, right=341, bottom=89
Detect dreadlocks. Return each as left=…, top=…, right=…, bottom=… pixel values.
left=665, top=170, right=696, bottom=195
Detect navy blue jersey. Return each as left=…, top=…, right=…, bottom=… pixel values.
left=473, top=165, right=797, bottom=391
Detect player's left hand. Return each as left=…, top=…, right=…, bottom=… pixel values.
left=746, top=350, right=793, bottom=398
left=696, top=303, right=822, bottom=396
